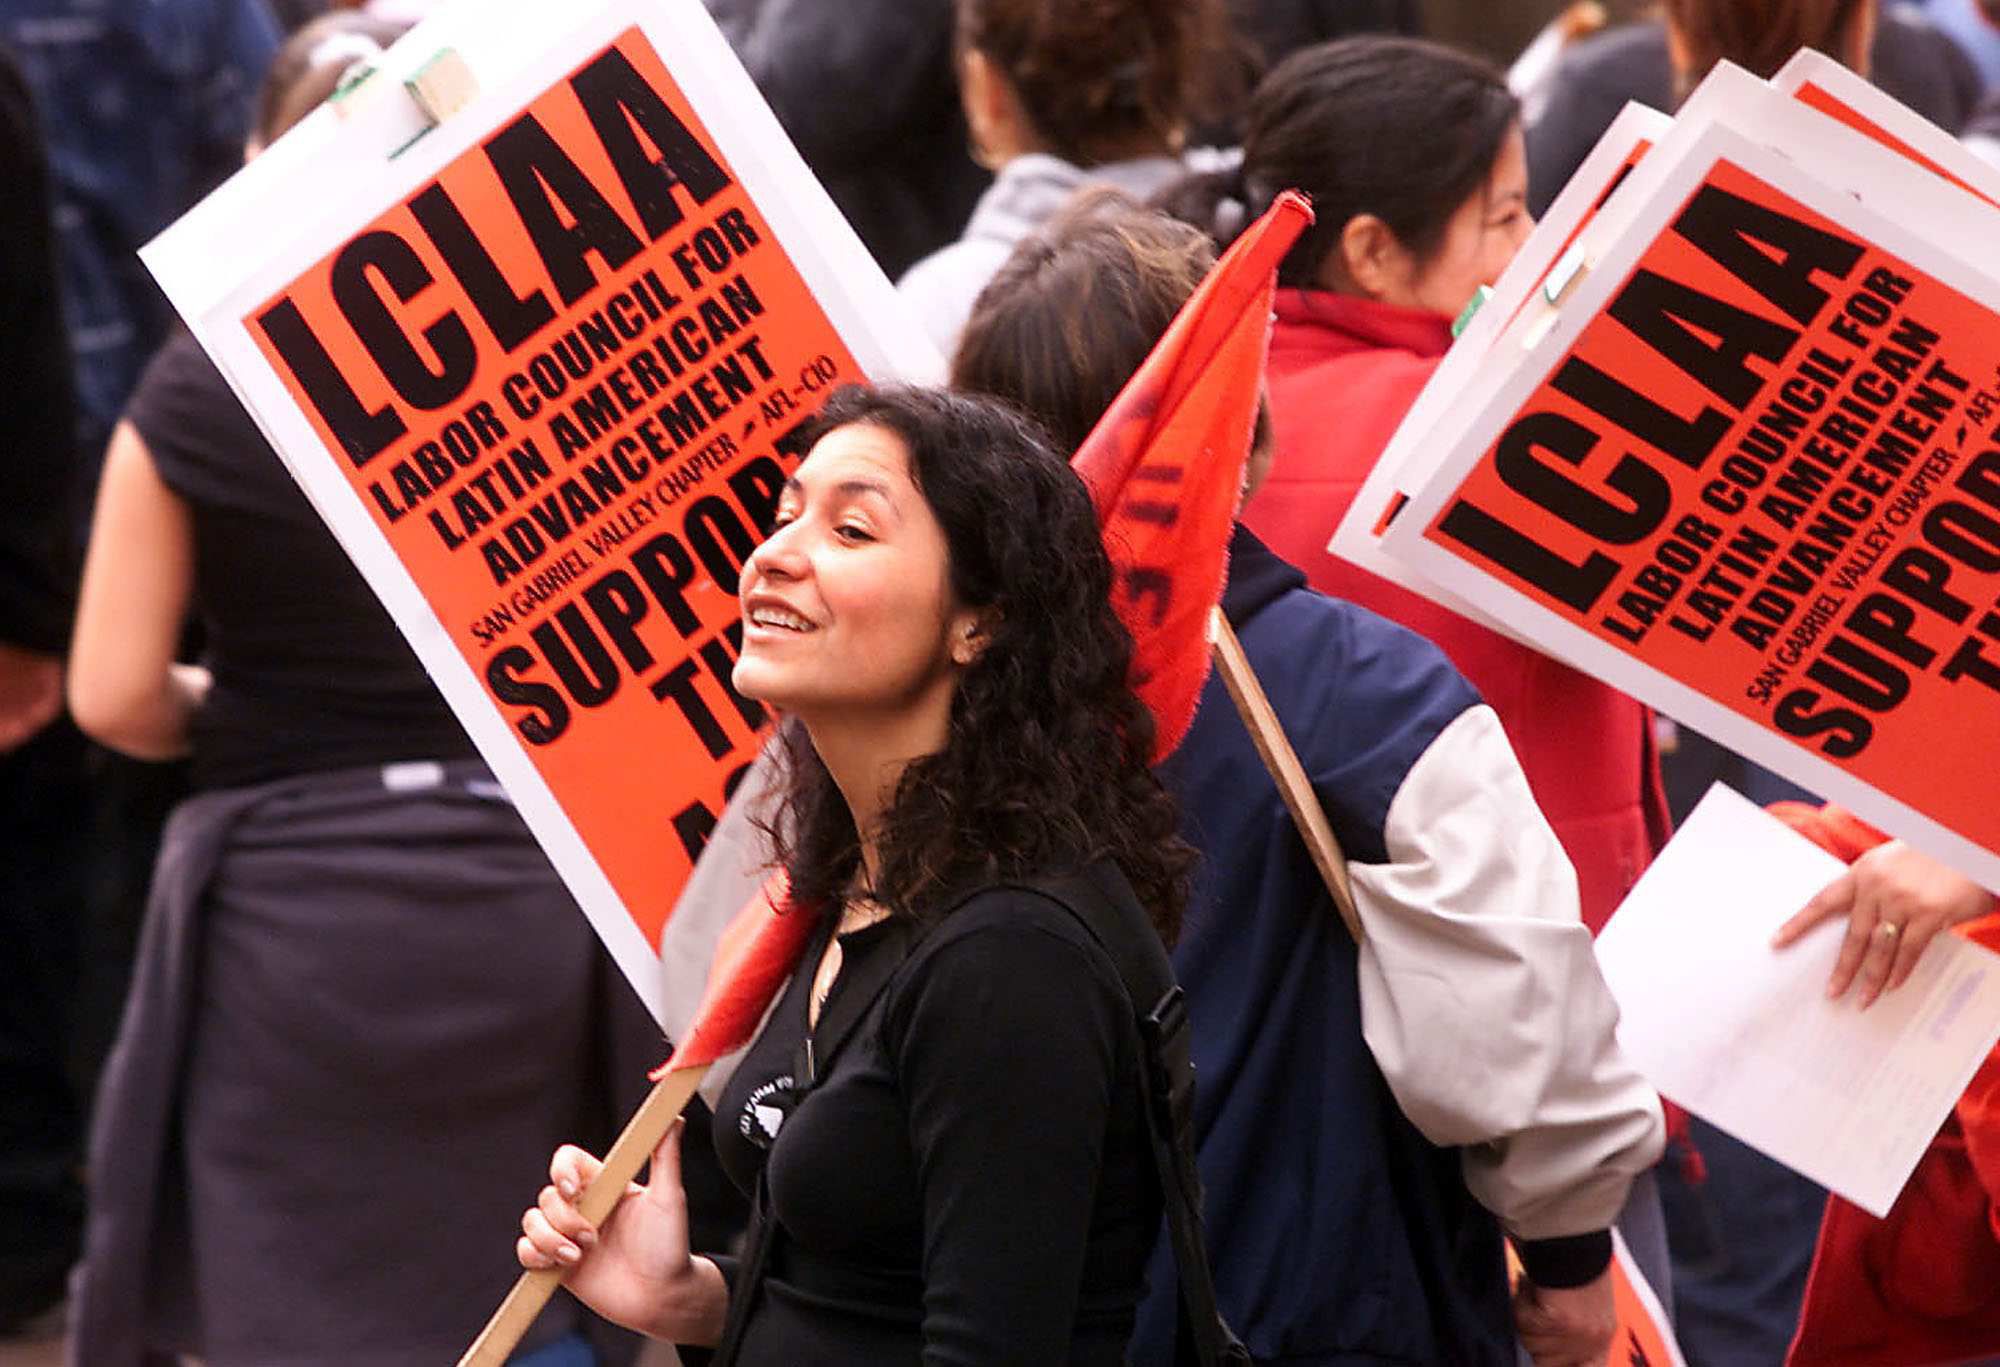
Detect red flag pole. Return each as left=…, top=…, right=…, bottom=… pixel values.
left=1208, top=607, right=1364, bottom=944
left=457, top=1062, right=711, bottom=1367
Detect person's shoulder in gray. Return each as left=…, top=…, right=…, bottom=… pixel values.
left=894, top=0, right=1233, bottom=366
left=1907, top=0, right=2000, bottom=92
left=899, top=152, right=1189, bottom=364
left=1524, top=21, right=1669, bottom=216
left=1873, top=3, right=1984, bottom=130
left=1527, top=5, right=1982, bottom=216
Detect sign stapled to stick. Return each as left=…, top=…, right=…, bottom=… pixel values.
left=1381, top=80, right=2000, bottom=892
left=143, top=0, right=941, bottom=1032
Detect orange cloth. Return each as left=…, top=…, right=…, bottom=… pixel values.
left=1071, top=193, right=1310, bottom=760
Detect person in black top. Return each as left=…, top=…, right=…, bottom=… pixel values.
left=63, top=16, right=669, bottom=1365
left=0, top=37, right=88, bottom=1335
left=518, top=385, right=1192, bottom=1364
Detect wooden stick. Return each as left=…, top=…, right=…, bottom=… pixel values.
left=458, top=1062, right=712, bottom=1367
left=1208, top=607, right=1364, bottom=943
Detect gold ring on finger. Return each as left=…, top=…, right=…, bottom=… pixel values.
left=1876, top=920, right=1904, bottom=941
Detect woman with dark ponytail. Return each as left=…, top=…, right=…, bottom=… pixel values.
left=1165, top=32, right=1667, bottom=973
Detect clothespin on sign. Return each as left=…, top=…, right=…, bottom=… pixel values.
left=405, top=49, right=481, bottom=128
left=1453, top=285, right=1492, bottom=339
left=329, top=46, right=480, bottom=157
left=1521, top=240, right=1593, bottom=351
left=1451, top=233, right=1590, bottom=344
left=1541, top=240, right=1590, bottom=307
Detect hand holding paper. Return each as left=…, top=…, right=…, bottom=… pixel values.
left=1595, top=784, right=2000, bottom=1218
left=1774, top=838, right=1999, bottom=1007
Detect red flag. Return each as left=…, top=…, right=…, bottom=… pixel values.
left=655, top=873, right=813, bottom=1074
left=1070, top=190, right=1313, bottom=761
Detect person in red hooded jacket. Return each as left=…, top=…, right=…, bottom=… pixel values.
left=1768, top=805, right=2000, bottom=1366
left=1157, top=33, right=1670, bottom=939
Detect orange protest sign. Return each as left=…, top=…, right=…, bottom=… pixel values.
left=1384, top=114, right=2000, bottom=892
left=246, top=26, right=857, bottom=952
left=145, top=2, right=937, bottom=1028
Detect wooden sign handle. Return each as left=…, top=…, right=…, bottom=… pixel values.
left=1209, top=608, right=1364, bottom=943
left=458, top=1062, right=712, bottom=1367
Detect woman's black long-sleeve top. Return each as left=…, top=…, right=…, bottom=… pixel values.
left=709, top=875, right=1162, bottom=1365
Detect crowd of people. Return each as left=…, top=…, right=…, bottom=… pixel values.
left=6, top=0, right=2000, bottom=1365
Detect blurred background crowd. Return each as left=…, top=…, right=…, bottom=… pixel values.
left=5, top=0, right=2000, bottom=1364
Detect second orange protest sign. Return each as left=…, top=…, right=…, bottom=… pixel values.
left=1397, top=145, right=2000, bottom=884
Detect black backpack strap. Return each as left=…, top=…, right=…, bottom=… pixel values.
left=711, top=1032, right=809, bottom=1367
left=711, top=1165, right=773, bottom=1364
left=1025, top=867, right=1251, bottom=1367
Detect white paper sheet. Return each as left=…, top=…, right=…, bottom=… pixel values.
left=1595, top=784, right=2000, bottom=1217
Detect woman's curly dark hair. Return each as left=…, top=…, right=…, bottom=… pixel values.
left=760, top=383, right=1191, bottom=945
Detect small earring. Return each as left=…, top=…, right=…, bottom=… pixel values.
left=969, top=134, right=1004, bottom=173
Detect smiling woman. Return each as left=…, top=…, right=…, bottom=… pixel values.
left=734, top=422, right=968, bottom=738
left=516, top=383, right=1197, bottom=1364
